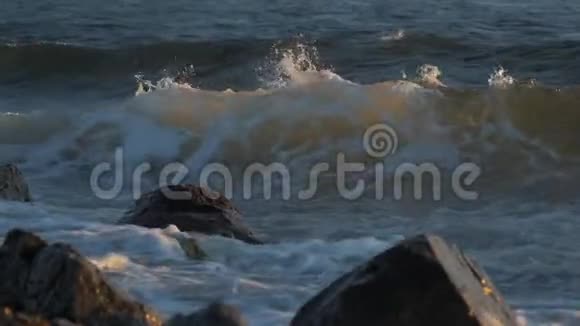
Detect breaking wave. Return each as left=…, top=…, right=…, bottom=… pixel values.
left=1, top=43, right=579, bottom=198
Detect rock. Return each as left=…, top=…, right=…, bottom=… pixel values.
left=0, top=307, right=79, bottom=326
left=0, top=230, right=48, bottom=309
left=0, top=164, right=32, bottom=202
left=175, top=236, right=207, bottom=260
left=166, top=303, right=248, bottom=326
left=0, top=306, right=80, bottom=326
left=51, top=320, right=81, bottom=326
left=291, top=234, right=518, bottom=326
left=0, top=229, right=163, bottom=326
left=120, top=185, right=262, bottom=244
left=0, top=307, right=49, bottom=326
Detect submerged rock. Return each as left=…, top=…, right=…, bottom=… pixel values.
left=0, top=164, right=32, bottom=202
left=0, top=229, right=163, bottom=326
left=291, top=234, right=518, bottom=326
left=175, top=236, right=207, bottom=260
left=120, top=185, right=262, bottom=244
left=166, top=303, right=248, bottom=326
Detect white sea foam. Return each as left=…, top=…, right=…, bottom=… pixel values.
left=92, top=253, right=131, bottom=271
left=488, top=66, right=516, bottom=88
left=381, top=29, right=406, bottom=41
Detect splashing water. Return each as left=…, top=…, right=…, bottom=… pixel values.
left=416, top=64, right=446, bottom=88
left=381, top=29, right=406, bottom=41
left=135, top=76, right=194, bottom=95
left=488, top=66, right=516, bottom=88
left=258, top=43, right=346, bottom=88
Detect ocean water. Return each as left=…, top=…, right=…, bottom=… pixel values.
left=2, top=1, right=580, bottom=325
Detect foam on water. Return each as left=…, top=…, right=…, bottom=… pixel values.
left=416, top=64, right=447, bottom=88
left=0, top=196, right=408, bottom=325
left=380, top=29, right=406, bottom=42
left=4, top=195, right=580, bottom=325
left=488, top=66, right=516, bottom=88
left=92, top=253, right=131, bottom=271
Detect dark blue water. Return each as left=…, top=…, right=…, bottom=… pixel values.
left=2, top=0, right=580, bottom=91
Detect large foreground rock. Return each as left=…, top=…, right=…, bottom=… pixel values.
left=120, top=185, right=262, bottom=244
left=0, top=164, right=32, bottom=202
left=0, top=307, right=50, bottom=326
left=0, top=229, right=162, bottom=326
left=0, top=307, right=79, bottom=326
left=291, top=234, right=518, bottom=326
left=166, top=303, right=248, bottom=326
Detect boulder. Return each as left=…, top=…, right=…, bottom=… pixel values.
left=0, top=164, right=32, bottom=202
left=166, top=303, right=248, bottom=326
left=0, top=307, right=49, bottom=326
left=0, top=229, right=163, bottom=326
left=0, top=307, right=78, bottom=326
left=291, top=234, right=518, bottom=326
left=120, top=185, right=262, bottom=244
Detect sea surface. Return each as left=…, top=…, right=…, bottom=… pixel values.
left=2, top=1, right=580, bottom=325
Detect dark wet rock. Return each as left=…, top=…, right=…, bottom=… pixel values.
left=51, top=320, right=81, bottom=326
left=0, top=229, right=163, bottom=326
left=0, top=307, right=79, bottom=326
left=166, top=303, right=248, bottom=326
left=0, top=307, right=51, bottom=326
left=0, top=164, right=32, bottom=202
left=1, top=307, right=44, bottom=326
left=291, top=234, right=518, bottom=326
left=0, top=230, right=48, bottom=309
left=120, top=185, right=262, bottom=244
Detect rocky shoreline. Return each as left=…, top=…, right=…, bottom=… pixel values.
left=0, top=164, right=519, bottom=326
